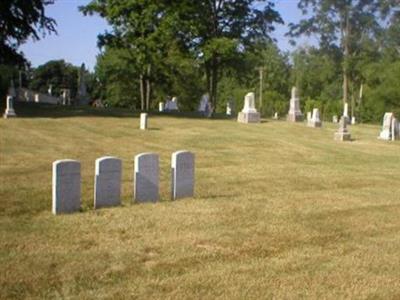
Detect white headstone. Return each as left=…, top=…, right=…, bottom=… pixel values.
left=3, top=96, right=17, bottom=118
left=273, top=112, right=279, bottom=120
left=287, top=87, right=303, bottom=122
left=308, top=108, right=322, bottom=128
left=226, top=101, right=233, bottom=116
left=94, top=157, right=122, bottom=209
left=307, top=111, right=312, bottom=122
left=351, top=116, right=356, bottom=125
left=134, top=153, right=159, bottom=203
left=237, top=92, right=260, bottom=123
left=343, top=102, right=349, bottom=118
left=379, top=112, right=394, bottom=140
left=52, top=160, right=81, bottom=214
left=159, top=102, right=164, bottom=112
left=332, top=115, right=338, bottom=123
left=171, top=151, right=195, bottom=200
left=391, top=117, right=399, bottom=141
left=140, top=113, right=148, bottom=130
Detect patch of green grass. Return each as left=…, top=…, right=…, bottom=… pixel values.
left=1, top=103, right=400, bottom=299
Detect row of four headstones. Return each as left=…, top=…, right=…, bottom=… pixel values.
left=52, top=151, right=195, bottom=215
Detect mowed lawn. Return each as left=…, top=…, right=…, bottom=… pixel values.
left=1, top=104, right=400, bottom=299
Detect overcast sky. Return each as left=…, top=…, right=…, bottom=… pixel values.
left=20, top=0, right=312, bottom=71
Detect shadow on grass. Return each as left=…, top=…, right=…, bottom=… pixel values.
left=12, top=102, right=240, bottom=120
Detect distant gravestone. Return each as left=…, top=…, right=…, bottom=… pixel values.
left=287, top=87, right=303, bottom=122
left=165, top=97, right=179, bottom=111
left=379, top=112, right=394, bottom=140
left=171, top=151, right=195, bottom=200
left=332, top=115, right=338, bottom=123
left=140, top=113, right=148, bottom=130
left=237, top=92, right=260, bottom=123
left=52, top=160, right=81, bottom=214
left=94, top=157, right=122, bottom=209
left=273, top=112, right=279, bottom=120
left=351, top=116, right=356, bottom=125
left=306, top=111, right=312, bottom=124
left=343, top=102, right=349, bottom=123
left=308, top=108, right=322, bottom=128
left=134, top=153, right=159, bottom=203
left=3, top=96, right=17, bottom=118
left=391, top=117, right=399, bottom=141
left=226, top=100, right=233, bottom=116
left=159, top=102, right=164, bottom=112
left=334, top=116, right=351, bottom=141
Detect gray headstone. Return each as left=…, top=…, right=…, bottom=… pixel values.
left=52, top=160, right=81, bottom=214
left=134, top=153, right=159, bottom=203
left=94, top=156, right=122, bottom=209
left=171, top=151, right=195, bottom=200
left=379, top=112, right=394, bottom=140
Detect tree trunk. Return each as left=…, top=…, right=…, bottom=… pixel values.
left=210, top=56, right=218, bottom=114
left=146, top=65, right=151, bottom=111
left=140, top=74, right=145, bottom=111
left=342, top=8, right=350, bottom=105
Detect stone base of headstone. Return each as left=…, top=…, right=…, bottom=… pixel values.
left=3, top=109, right=16, bottom=118
left=237, top=112, right=260, bottom=123
left=308, top=121, right=322, bottom=128
left=287, top=114, right=303, bottom=122
left=334, top=132, right=351, bottom=141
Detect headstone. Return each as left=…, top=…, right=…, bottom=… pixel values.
left=140, top=113, right=148, bottom=130
left=379, top=112, right=394, bottom=140
left=308, top=108, right=322, bottom=128
left=94, top=157, right=122, bottom=209
left=351, top=116, right=356, bottom=125
left=48, top=84, right=53, bottom=96
left=306, top=111, right=312, bottom=123
left=226, top=101, right=233, bottom=116
left=165, top=97, right=179, bottom=111
left=134, top=153, right=159, bottom=203
left=171, top=151, right=195, bottom=200
left=198, top=94, right=209, bottom=112
left=237, top=92, right=260, bottom=123
left=52, top=160, right=81, bottom=214
left=76, top=63, right=90, bottom=105
left=332, top=115, right=338, bottom=123
left=3, top=96, right=17, bottom=118
left=61, top=89, right=71, bottom=105
left=35, top=94, right=40, bottom=103
left=391, top=117, right=399, bottom=141
left=273, top=112, right=279, bottom=120
left=334, top=116, right=351, bottom=141
left=287, top=87, right=303, bottom=122
left=159, top=102, right=164, bottom=112
left=343, top=102, right=349, bottom=123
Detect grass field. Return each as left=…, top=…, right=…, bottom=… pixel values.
left=1, top=103, right=400, bottom=299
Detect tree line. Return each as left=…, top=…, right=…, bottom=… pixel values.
left=0, top=0, right=399, bottom=122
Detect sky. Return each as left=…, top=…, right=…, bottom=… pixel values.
left=20, top=0, right=310, bottom=71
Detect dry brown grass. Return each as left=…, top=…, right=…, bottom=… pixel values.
left=1, top=104, right=400, bottom=299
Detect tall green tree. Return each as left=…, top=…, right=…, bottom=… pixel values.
left=0, top=0, right=56, bottom=66
left=288, top=0, right=396, bottom=110
left=176, top=0, right=282, bottom=111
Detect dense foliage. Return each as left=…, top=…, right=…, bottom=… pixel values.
left=0, top=0, right=398, bottom=123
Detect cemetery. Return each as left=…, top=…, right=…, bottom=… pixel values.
left=1, top=0, right=400, bottom=299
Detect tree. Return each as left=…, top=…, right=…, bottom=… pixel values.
left=288, top=0, right=396, bottom=109
left=81, top=0, right=177, bottom=111
left=0, top=0, right=56, bottom=66
left=176, top=0, right=282, bottom=111
left=29, top=60, right=79, bottom=98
